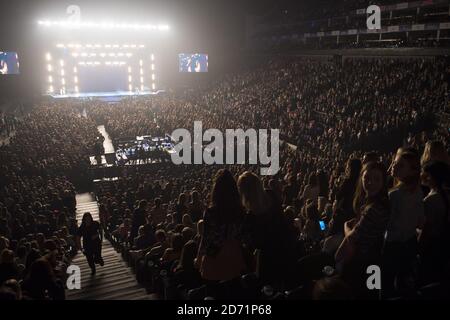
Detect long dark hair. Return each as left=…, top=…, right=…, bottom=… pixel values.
left=346, top=158, right=362, bottom=182
left=210, top=169, right=243, bottom=224
left=80, top=212, right=93, bottom=227
left=353, top=162, right=389, bottom=217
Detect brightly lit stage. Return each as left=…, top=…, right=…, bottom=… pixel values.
left=47, top=89, right=165, bottom=99
left=43, top=43, right=159, bottom=98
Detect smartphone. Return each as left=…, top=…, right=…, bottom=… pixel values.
left=319, top=220, right=326, bottom=231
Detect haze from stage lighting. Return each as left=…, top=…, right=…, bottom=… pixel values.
left=37, top=20, right=170, bottom=31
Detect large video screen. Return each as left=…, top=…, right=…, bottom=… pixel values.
left=0, top=52, right=20, bottom=74
left=179, top=53, right=208, bottom=72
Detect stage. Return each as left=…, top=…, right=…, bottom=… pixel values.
left=46, top=90, right=165, bottom=99
left=89, top=130, right=175, bottom=167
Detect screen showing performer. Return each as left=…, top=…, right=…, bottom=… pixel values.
left=179, top=53, right=208, bottom=72
left=0, top=52, right=20, bottom=74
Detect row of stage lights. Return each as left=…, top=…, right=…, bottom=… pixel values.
left=56, top=44, right=146, bottom=49
left=45, top=54, right=156, bottom=94
left=38, top=21, right=170, bottom=31
left=78, top=61, right=126, bottom=65
left=72, top=53, right=133, bottom=58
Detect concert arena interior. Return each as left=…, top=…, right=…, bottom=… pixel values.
left=1, top=0, right=450, bottom=306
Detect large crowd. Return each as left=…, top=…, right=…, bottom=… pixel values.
left=0, top=55, right=449, bottom=300
left=0, top=102, right=102, bottom=299
left=253, top=0, right=450, bottom=50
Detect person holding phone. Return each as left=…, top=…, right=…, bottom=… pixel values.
left=319, top=220, right=326, bottom=231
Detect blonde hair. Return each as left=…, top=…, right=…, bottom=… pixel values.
left=421, top=140, right=450, bottom=166
left=237, top=171, right=269, bottom=214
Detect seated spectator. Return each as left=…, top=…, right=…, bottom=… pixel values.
left=0, top=237, right=9, bottom=252
left=112, top=218, right=131, bottom=243
left=133, top=224, right=156, bottom=251
left=312, top=275, right=354, bottom=300
left=172, top=240, right=202, bottom=291
left=0, top=285, right=16, bottom=300
left=161, top=233, right=184, bottom=264
left=60, top=227, right=76, bottom=256
left=182, top=214, right=194, bottom=230
left=331, top=158, right=362, bottom=235
left=181, top=227, right=195, bottom=243
left=193, top=220, right=204, bottom=245
left=3, top=279, right=22, bottom=300
left=189, top=191, right=204, bottom=223
left=302, top=202, right=322, bottom=244
left=0, top=249, right=19, bottom=284
left=284, top=206, right=299, bottom=237
left=147, top=230, right=169, bottom=257
left=301, top=173, right=320, bottom=203
left=129, top=224, right=156, bottom=262
left=174, top=194, right=188, bottom=225
left=24, top=248, right=41, bottom=277
left=150, top=198, right=166, bottom=226
left=21, top=258, right=65, bottom=300
left=14, top=245, right=27, bottom=269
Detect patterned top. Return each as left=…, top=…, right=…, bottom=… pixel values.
left=348, top=202, right=390, bottom=256
left=198, top=207, right=245, bottom=257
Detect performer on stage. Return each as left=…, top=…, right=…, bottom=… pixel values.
left=0, top=59, right=8, bottom=74
left=76, top=212, right=104, bottom=275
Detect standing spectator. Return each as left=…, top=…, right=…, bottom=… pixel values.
left=238, top=171, right=297, bottom=288
left=418, top=161, right=450, bottom=285
left=383, top=151, right=424, bottom=298
left=0, top=249, right=19, bottom=284
left=196, top=169, right=247, bottom=281
left=421, top=140, right=450, bottom=166
left=174, top=194, right=188, bottom=225
left=130, top=200, right=148, bottom=242
left=189, top=191, right=204, bottom=223
left=335, top=162, right=390, bottom=298
left=150, top=198, right=166, bottom=227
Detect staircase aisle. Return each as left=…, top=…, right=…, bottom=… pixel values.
left=67, top=193, right=151, bottom=300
